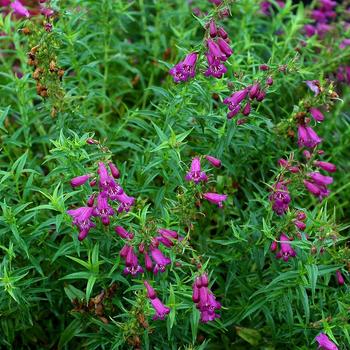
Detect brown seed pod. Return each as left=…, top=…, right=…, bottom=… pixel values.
left=33, top=68, right=42, bottom=80
left=49, top=60, right=57, bottom=72
left=22, top=27, right=31, bottom=35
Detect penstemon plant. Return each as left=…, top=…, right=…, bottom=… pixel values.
left=0, top=0, right=349, bottom=349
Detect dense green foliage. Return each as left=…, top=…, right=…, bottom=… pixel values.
left=0, top=0, right=349, bottom=349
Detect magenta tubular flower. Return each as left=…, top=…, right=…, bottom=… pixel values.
left=339, top=38, right=350, bottom=49
left=297, top=212, right=306, bottom=221
left=67, top=206, right=95, bottom=241
left=185, top=157, right=207, bottom=184
left=269, top=181, right=291, bottom=216
left=115, top=226, right=131, bottom=239
left=87, top=194, right=95, bottom=207
left=204, top=53, right=227, bottom=78
left=336, top=270, right=345, bottom=286
left=314, top=161, right=336, bottom=173
left=256, top=90, right=266, bottom=102
left=150, top=297, right=170, bottom=320
left=297, top=125, right=322, bottom=148
left=207, top=39, right=225, bottom=60
left=270, top=240, right=278, bottom=252
left=205, top=155, right=221, bottom=168
left=224, top=89, right=249, bottom=110
left=123, top=246, right=144, bottom=276
left=98, top=162, right=123, bottom=199
left=266, top=76, right=273, bottom=86
left=249, top=83, right=260, bottom=99
left=70, top=174, right=91, bottom=187
left=150, top=248, right=171, bottom=274
left=169, top=52, right=198, bottom=83
left=315, top=333, right=338, bottom=350
left=203, top=192, right=227, bottom=208
left=305, top=80, right=321, bottom=96
left=40, top=6, right=54, bottom=17
left=158, top=228, right=179, bottom=239
left=11, top=0, right=30, bottom=17
left=217, top=37, right=233, bottom=58
left=294, top=220, right=306, bottom=231
left=227, top=104, right=241, bottom=119
left=156, top=236, right=173, bottom=248
left=310, top=108, right=325, bottom=122
left=217, top=27, right=228, bottom=39
left=114, top=192, right=135, bottom=213
left=93, top=193, right=114, bottom=225
left=108, top=162, right=120, bottom=179
left=144, top=252, right=153, bottom=271
left=144, top=280, right=157, bottom=299
left=209, top=20, right=217, bottom=38
left=276, top=233, right=296, bottom=262
left=303, top=180, right=321, bottom=196
left=193, top=273, right=221, bottom=323
left=242, top=102, right=251, bottom=116
left=308, top=172, right=333, bottom=186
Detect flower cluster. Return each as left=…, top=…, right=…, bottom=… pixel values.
left=185, top=156, right=228, bottom=208
left=192, top=274, right=221, bottom=322
left=67, top=161, right=135, bottom=240
left=269, top=179, right=291, bottom=216
left=223, top=68, right=274, bottom=121
left=1, top=0, right=54, bottom=19
left=271, top=233, right=296, bottom=262
left=169, top=12, right=233, bottom=82
left=144, top=281, right=170, bottom=320
left=304, top=0, right=337, bottom=38
left=205, top=20, right=233, bottom=78
left=117, top=225, right=184, bottom=278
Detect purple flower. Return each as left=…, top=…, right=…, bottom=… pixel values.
left=169, top=53, right=198, bottom=83
left=339, top=38, right=350, bottom=49
left=209, top=20, right=217, bottom=38
left=314, top=161, right=336, bottom=173
left=305, top=80, right=321, bottom=96
left=308, top=172, right=333, bottom=186
left=150, top=297, right=170, bottom=320
left=98, top=162, right=124, bottom=199
left=310, top=108, right=324, bottom=122
left=150, top=248, right=171, bottom=274
left=217, top=38, right=233, bottom=58
left=204, top=53, right=227, bottom=78
left=242, top=102, right=251, bottom=116
left=294, top=220, right=306, bottom=231
left=114, top=192, right=135, bottom=213
left=205, top=155, right=221, bottom=168
left=276, top=233, right=296, bottom=262
left=303, top=180, right=330, bottom=200
left=249, top=83, right=260, bottom=99
left=123, top=246, right=143, bottom=276
left=40, top=6, right=54, bottom=17
left=192, top=274, right=221, bottom=323
left=10, top=0, right=30, bottom=17
left=336, top=270, right=344, bottom=286
left=266, top=76, right=273, bottom=86
left=224, top=89, right=249, bottom=110
left=208, top=0, right=222, bottom=5
left=108, top=162, right=120, bottom=179
left=297, top=125, right=322, bottom=148
left=227, top=104, right=241, bottom=119
left=185, top=157, right=207, bottom=184
left=315, top=333, right=338, bottom=350
left=144, top=280, right=157, bottom=299
left=203, top=192, right=227, bottom=208
left=269, top=181, right=291, bottom=216
left=70, top=174, right=91, bottom=187
left=93, top=193, right=114, bottom=225
left=270, top=240, right=278, bottom=252
left=144, top=252, right=153, bottom=271
left=67, top=206, right=95, bottom=241
left=115, top=225, right=132, bottom=239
